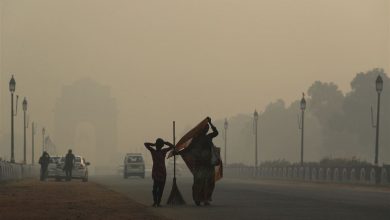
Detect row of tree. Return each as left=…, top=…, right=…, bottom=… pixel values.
left=213, top=68, right=390, bottom=166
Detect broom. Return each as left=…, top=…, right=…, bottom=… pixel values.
left=166, top=121, right=186, bottom=205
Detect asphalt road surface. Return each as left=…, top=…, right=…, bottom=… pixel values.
left=92, top=175, right=390, bottom=220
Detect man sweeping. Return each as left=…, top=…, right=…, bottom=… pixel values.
left=144, top=138, right=174, bottom=207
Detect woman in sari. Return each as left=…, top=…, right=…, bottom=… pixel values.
left=191, top=117, right=219, bottom=206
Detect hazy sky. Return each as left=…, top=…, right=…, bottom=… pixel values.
left=0, top=0, right=388, bottom=157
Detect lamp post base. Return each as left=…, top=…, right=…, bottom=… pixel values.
left=166, top=177, right=186, bottom=205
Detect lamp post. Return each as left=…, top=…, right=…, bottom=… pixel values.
left=224, top=118, right=228, bottom=166
left=299, top=93, right=306, bottom=166
left=42, top=127, right=46, bottom=153
left=253, top=110, right=259, bottom=168
left=9, top=75, right=17, bottom=163
left=32, top=122, right=36, bottom=164
left=374, top=75, right=383, bottom=165
left=22, top=98, right=28, bottom=164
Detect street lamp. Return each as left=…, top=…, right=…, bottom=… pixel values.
left=42, top=127, right=46, bottom=153
left=224, top=118, right=228, bottom=166
left=9, top=75, right=18, bottom=163
left=32, top=122, right=36, bottom=164
left=253, top=110, right=259, bottom=168
left=374, top=75, right=383, bottom=165
left=22, top=97, right=28, bottom=164
left=299, top=93, right=306, bottom=166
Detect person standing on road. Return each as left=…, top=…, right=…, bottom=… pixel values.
left=64, top=149, right=75, bottom=181
left=192, top=117, right=219, bottom=206
left=144, top=138, right=174, bottom=207
left=39, top=151, right=50, bottom=181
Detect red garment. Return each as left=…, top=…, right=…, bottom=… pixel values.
left=169, top=118, right=223, bottom=182
left=147, top=148, right=170, bottom=181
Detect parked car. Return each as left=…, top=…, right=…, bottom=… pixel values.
left=56, top=155, right=90, bottom=182
left=123, top=153, right=145, bottom=179
left=47, top=156, right=61, bottom=179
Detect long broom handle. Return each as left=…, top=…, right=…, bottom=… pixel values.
left=173, top=121, right=176, bottom=179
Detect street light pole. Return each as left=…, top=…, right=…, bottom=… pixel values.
left=9, top=75, right=17, bottom=163
left=42, top=127, right=46, bottom=153
left=23, top=98, right=28, bottom=164
left=32, top=122, right=35, bottom=164
left=299, top=93, right=306, bottom=166
left=374, top=75, right=383, bottom=165
left=11, top=93, right=14, bottom=162
left=254, top=110, right=259, bottom=168
left=224, top=118, right=228, bottom=166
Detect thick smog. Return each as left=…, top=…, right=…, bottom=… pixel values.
left=0, top=1, right=389, bottom=220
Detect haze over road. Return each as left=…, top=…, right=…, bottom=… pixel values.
left=92, top=175, right=390, bottom=220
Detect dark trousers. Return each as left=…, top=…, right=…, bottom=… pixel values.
left=40, top=166, right=48, bottom=181
left=152, top=179, right=166, bottom=205
left=65, top=169, right=72, bottom=181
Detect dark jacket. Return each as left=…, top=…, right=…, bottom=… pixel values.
left=39, top=153, right=50, bottom=168
left=64, top=153, right=75, bottom=170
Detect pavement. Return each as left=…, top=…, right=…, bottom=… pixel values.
left=92, top=174, right=390, bottom=220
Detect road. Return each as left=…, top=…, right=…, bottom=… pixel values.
left=92, top=174, right=390, bottom=220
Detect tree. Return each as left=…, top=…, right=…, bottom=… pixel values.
left=342, top=68, right=390, bottom=162
left=307, top=81, right=344, bottom=129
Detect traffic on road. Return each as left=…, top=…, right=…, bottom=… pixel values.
left=39, top=149, right=91, bottom=182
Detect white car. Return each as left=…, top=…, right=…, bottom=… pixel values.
left=56, top=155, right=90, bottom=182
left=123, top=153, right=145, bottom=179
left=47, top=156, right=61, bottom=178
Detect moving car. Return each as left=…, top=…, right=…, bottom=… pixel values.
left=123, top=153, right=145, bottom=179
left=56, top=155, right=90, bottom=182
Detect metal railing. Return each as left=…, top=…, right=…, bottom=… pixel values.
left=0, top=161, right=39, bottom=182
left=223, top=165, right=390, bottom=185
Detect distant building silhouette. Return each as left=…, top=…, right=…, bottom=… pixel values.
left=53, top=79, right=117, bottom=166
